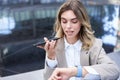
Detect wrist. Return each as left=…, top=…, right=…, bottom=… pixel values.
left=75, top=66, right=82, bottom=77
left=47, top=56, right=55, bottom=60
left=82, top=67, right=88, bottom=77
left=70, top=67, right=78, bottom=77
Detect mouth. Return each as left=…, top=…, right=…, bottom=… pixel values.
left=66, top=31, right=74, bottom=35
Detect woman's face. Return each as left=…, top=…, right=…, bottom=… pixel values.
left=61, top=10, right=81, bottom=39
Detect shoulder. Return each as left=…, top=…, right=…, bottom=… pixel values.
left=89, top=38, right=105, bottom=58
left=93, top=38, right=103, bottom=47
left=56, top=37, right=64, bottom=44
left=90, top=38, right=103, bottom=51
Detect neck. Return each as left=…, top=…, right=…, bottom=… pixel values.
left=66, top=37, right=78, bottom=44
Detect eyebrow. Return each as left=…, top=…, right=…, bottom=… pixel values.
left=61, top=17, right=77, bottom=20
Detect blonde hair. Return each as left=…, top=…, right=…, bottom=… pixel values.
left=54, top=0, right=95, bottom=50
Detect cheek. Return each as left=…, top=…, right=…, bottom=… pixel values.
left=61, top=24, right=65, bottom=32
left=75, top=25, right=81, bottom=33
left=75, top=25, right=81, bottom=30
left=61, top=23, right=65, bottom=30
left=77, top=23, right=81, bottom=30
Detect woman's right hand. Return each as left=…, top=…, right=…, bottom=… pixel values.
left=48, top=67, right=77, bottom=80
left=37, top=37, right=56, bottom=60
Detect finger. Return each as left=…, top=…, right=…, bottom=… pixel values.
left=49, top=74, right=61, bottom=80
left=44, top=42, right=49, bottom=51
left=49, top=40, right=56, bottom=49
left=53, top=75, right=58, bottom=80
left=48, top=77, right=53, bottom=80
left=36, top=45, right=44, bottom=49
left=53, top=74, right=62, bottom=80
left=48, top=75, right=56, bottom=80
left=44, top=37, right=49, bottom=42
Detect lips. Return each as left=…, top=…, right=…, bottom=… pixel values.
left=66, top=31, right=74, bottom=35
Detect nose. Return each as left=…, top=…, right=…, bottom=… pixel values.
left=66, top=22, right=71, bottom=29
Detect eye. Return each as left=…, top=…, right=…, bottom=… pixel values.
left=72, top=19, right=78, bottom=23
left=61, top=19, right=67, bottom=23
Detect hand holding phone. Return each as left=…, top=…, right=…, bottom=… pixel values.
left=33, top=37, right=60, bottom=46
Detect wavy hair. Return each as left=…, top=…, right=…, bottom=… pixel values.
left=54, top=0, right=95, bottom=50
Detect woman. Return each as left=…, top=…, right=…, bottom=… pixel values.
left=38, top=0, right=119, bottom=80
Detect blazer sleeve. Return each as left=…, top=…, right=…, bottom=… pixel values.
left=90, top=39, right=120, bottom=80
left=43, top=56, right=55, bottom=80
left=43, top=38, right=65, bottom=80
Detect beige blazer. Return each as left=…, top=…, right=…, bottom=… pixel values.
left=44, top=38, right=119, bottom=80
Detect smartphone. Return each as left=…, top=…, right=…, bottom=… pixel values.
left=33, top=37, right=60, bottom=46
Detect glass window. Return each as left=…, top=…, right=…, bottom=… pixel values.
left=25, top=11, right=31, bottom=20
left=56, top=0, right=65, bottom=3
left=0, top=11, right=2, bottom=18
left=41, top=0, right=55, bottom=4
left=20, top=11, right=25, bottom=21
left=49, top=8, right=57, bottom=18
left=0, top=12, right=15, bottom=35
left=35, top=10, right=41, bottom=19
left=46, top=9, right=51, bottom=18
left=19, top=11, right=31, bottom=21
left=33, top=0, right=41, bottom=4
left=41, top=9, right=46, bottom=18
left=2, top=0, right=8, bottom=5
left=14, top=11, right=20, bottom=21
left=9, top=11, right=14, bottom=18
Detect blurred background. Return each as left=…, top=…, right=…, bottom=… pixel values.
left=0, top=0, right=120, bottom=78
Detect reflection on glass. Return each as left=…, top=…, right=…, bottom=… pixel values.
left=102, top=5, right=119, bottom=46
left=0, top=17, right=15, bottom=35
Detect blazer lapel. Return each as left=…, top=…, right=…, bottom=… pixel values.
left=55, top=38, right=67, bottom=67
left=80, top=49, right=90, bottom=66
